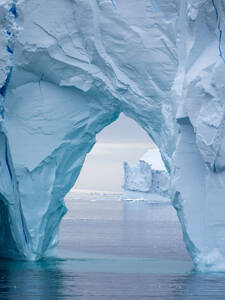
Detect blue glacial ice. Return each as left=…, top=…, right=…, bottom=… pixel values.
left=0, top=0, right=225, bottom=271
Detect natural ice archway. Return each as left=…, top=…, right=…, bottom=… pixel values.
left=0, top=0, right=225, bottom=272
left=0, top=0, right=177, bottom=261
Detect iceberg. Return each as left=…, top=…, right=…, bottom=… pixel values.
left=0, top=0, right=225, bottom=271
left=122, top=149, right=170, bottom=202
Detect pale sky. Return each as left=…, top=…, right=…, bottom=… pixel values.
left=74, top=113, right=158, bottom=192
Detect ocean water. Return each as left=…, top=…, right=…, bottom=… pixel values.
left=1, top=192, right=225, bottom=299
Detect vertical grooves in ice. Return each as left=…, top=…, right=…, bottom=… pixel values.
left=212, top=0, right=225, bottom=63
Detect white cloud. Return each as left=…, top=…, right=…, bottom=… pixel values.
left=90, top=143, right=156, bottom=156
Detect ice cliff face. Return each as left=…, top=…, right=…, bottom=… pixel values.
left=123, top=160, right=154, bottom=193
left=0, top=0, right=225, bottom=271
left=172, top=0, right=225, bottom=271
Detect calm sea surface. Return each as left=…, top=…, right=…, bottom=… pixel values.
left=1, top=192, right=225, bottom=299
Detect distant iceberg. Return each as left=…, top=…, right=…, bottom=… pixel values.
left=122, top=149, right=170, bottom=203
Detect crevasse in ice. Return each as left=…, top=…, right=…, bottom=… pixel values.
left=0, top=0, right=225, bottom=271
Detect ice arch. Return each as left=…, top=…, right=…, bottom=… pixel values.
left=0, top=0, right=225, bottom=271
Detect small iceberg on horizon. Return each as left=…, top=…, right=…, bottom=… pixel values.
left=121, top=149, right=170, bottom=203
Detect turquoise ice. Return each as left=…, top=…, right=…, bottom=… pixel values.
left=0, top=0, right=225, bottom=271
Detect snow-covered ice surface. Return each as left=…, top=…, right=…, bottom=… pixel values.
left=141, top=149, right=166, bottom=171
left=0, top=0, right=225, bottom=272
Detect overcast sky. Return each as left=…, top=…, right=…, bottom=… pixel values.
left=74, top=113, right=158, bottom=192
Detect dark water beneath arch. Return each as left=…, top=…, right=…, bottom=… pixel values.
left=0, top=193, right=225, bottom=299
